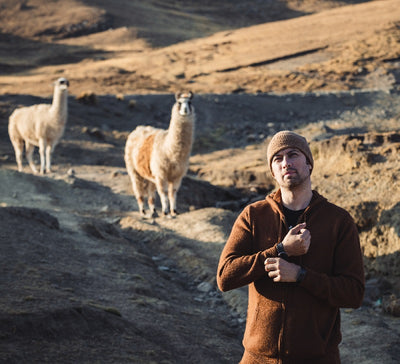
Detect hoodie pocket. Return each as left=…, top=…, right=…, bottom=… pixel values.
left=243, top=295, right=283, bottom=358
left=283, top=293, right=340, bottom=359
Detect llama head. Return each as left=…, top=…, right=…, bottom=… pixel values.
left=175, top=91, right=194, bottom=116
left=55, top=77, right=70, bottom=91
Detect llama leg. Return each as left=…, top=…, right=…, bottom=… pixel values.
left=130, top=171, right=148, bottom=217
left=147, top=183, right=158, bottom=218
left=125, top=151, right=147, bottom=216
left=168, top=181, right=179, bottom=217
left=134, top=184, right=146, bottom=217
left=38, top=138, right=46, bottom=174
left=45, top=144, right=54, bottom=173
left=137, top=196, right=146, bottom=217
left=159, top=190, right=169, bottom=216
left=25, top=142, right=38, bottom=174
left=155, top=178, right=169, bottom=216
left=11, top=138, right=24, bottom=172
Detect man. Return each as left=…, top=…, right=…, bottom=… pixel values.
left=217, top=130, right=365, bottom=363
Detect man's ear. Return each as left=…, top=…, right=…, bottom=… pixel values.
left=269, top=167, right=275, bottom=178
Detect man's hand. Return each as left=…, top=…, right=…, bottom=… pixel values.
left=281, top=222, right=311, bottom=257
left=264, top=257, right=301, bottom=282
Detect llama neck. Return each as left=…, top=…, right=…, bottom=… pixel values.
left=164, top=108, right=195, bottom=158
left=50, top=88, right=68, bottom=117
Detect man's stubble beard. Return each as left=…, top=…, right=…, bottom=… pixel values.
left=280, top=169, right=310, bottom=190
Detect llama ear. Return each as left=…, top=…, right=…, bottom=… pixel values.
left=175, top=92, right=181, bottom=101
left=188, top=91, right=193, bottom=99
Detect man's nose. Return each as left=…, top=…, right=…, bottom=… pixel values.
left=282, top=156, right=292, bottom=168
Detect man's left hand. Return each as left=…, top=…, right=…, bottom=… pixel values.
left=264, top=257, right=301, bottom=282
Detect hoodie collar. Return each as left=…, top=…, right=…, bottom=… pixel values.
left=266, top=189, right=327, bottom=213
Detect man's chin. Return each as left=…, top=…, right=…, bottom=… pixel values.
left=281, top=178, right=302, bottom=189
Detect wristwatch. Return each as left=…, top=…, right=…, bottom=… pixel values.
left=276, top=242, right=288, bottom=260
left=296, top=267, right=307, bottom=283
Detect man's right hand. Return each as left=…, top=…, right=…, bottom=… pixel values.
left=281, top=222, right=311, bottom=257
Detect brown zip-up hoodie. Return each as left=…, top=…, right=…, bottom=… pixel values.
left=217, top=190, right=365, bottom=363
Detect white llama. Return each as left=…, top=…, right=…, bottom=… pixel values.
left=8, top=77, right=69, bottom=174
left=125, top=91, right=195, bottom=218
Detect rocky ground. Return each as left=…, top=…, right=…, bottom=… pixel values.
left=1, top=1, right=400, bottom=363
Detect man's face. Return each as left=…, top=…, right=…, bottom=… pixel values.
left=271, top=148, right=311, bottom=189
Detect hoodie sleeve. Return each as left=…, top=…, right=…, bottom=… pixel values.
left=299, top=211, right=365, bottom=308
left=216, top=205, right=278, bottom=292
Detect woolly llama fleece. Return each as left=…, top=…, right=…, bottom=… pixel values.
left=125, top=91, right=195, bottom=218
left=8, top=77, right=69, bottom=174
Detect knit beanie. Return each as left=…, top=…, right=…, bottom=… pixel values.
left=267, top=130, right=314, bottom=173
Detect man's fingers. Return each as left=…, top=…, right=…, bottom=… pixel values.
left=264, top=258, right=278, bottom=272
left=268, top=269, right=282, bottom=282
left=300, top=228, right=311, bottom=238
left=291, top=222, right=306, bottom=234
left=268, top=270, right=279, bottom=279
left=265, top=263, right=275, bottom=272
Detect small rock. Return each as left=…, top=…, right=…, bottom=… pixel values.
left=76, top=91, right=97, bottom=105
left=382, top=294, right=400, bottom=317
left=197, top=281, right=213, bottom=293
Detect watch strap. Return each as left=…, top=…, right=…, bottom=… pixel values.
left=276, top=242, right=288, bottom=260
left=296, top=267, right=307, bottom=283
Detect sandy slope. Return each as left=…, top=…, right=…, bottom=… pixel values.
left=0, top=0, right=399, bottom=96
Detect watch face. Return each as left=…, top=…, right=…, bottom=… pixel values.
left=277, top=243, right=286, bottom=253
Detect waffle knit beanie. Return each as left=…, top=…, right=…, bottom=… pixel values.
left=267, top=131, right=314, bottom=173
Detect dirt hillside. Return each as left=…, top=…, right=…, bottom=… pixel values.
left=1, top=0, right=400, bottom=96
left=1, top=1, right=400, bottom=363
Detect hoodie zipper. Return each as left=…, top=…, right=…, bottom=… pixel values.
left=277, top=212, right=288, bottom=362
left=278, top=206, right=309, bottom=361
